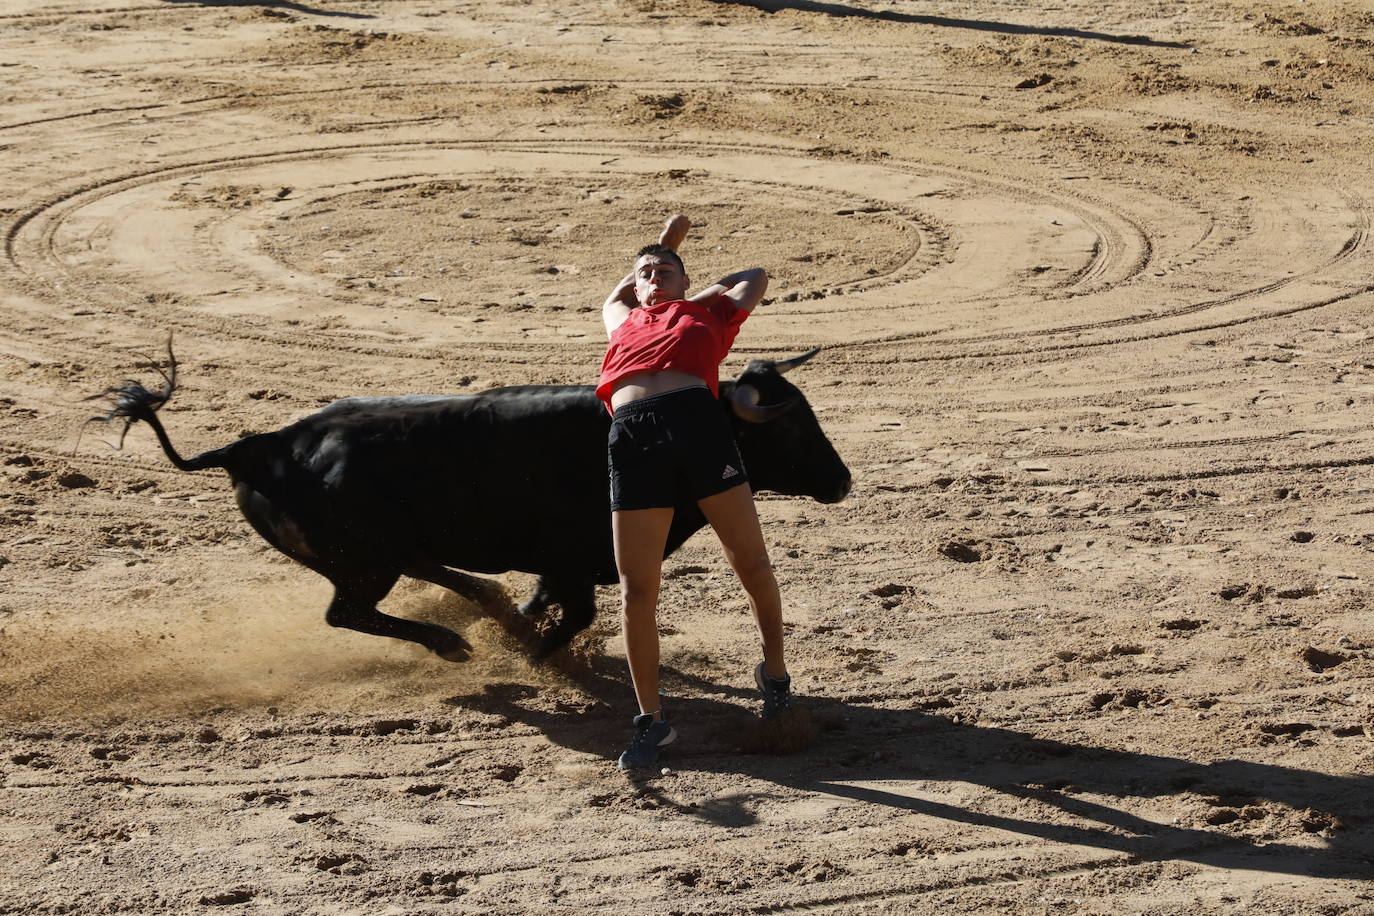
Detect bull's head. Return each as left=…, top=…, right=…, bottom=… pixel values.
left=722, top=349, right=851, bottom=504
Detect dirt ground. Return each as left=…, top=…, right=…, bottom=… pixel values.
left=2, top=0, right=1373, bottom=912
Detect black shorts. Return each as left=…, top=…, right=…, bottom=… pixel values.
left=608, top=386, right=750, bottom=512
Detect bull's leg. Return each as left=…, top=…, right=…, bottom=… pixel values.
left=404, top=562, right=507, bottom=610
left=533, top=577, right=599, bottom=660
left=517, top=577, right=553, bottom=619
left=324, top=571, right=471, bottom=657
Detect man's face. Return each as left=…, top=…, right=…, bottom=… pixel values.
left=633, top=254, right=689, bottom=306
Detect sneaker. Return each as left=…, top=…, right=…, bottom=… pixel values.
left=617, top=713, right=677, bottom=770
left=754, top=662, right=793, bottom=719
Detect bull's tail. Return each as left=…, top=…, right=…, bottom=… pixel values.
left=84, top=337, right=234, bottom=473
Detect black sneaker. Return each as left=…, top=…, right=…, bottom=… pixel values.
left=617, top=713, right=677, bottom=769
left=754, top=662, right=792, bottom=719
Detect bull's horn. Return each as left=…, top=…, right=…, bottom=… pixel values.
left=730, top=383, right=800, bottom=423
left=772, top=347, right=821, bottom=375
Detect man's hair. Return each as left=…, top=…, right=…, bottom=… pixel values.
left=635, top=243, right=685, bottom=274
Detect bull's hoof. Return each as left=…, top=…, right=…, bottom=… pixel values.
left=516, top=599, right=547, bottom=619
left=532, top=634, right=571, bottom=663
left=428, top=627, right=472, bottom=659
left=436, top=645, right=471, bottom=663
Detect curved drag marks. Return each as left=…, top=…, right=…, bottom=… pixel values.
left=4, top=0, right=1374, bottom=912
left=828, top=191, right=1373, bottom=360
left=0, top=0, right=387, bottom=19
left=6, top=136, right=1156, bottom=366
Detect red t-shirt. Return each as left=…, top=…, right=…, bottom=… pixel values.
left=597, top=295, right=749, bottom=411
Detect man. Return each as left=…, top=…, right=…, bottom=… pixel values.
left=596, top=214, right=792, bottom=769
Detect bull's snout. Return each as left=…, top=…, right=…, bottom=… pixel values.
left=817, top=474, right=852, bottom=504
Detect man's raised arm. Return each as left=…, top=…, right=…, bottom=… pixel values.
left=691, top=266, right=769, bottom=313
left=602, top=214, right=693, bottom=337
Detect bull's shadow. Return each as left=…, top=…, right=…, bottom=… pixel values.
left=704, top=0, right=1190, bottom=49
left=450, top=663, right=1373, bottom=881
left=158, top=0, right=374, bottom=18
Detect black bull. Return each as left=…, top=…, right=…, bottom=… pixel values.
left=94, top=349, right=851, bottom=659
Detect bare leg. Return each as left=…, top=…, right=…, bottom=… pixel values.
left=698, top=483, right=787, bottom=679
left=612, top=507, right=675, bottom=720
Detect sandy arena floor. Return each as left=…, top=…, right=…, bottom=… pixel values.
left=2, top=0, right=1373, bottom=912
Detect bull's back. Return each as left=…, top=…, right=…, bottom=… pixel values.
left=279, top=386, right=612, bottom=572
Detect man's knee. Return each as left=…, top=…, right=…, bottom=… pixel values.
left=732, top=553, right=776, bottom=593
left=619, top=576, right=660, bottom=613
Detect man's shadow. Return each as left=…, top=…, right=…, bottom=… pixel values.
left=158, top=0, right=373, bottom=19
left=704, top=0, right=1190, bottom=49
left=448, top=660, right=1372, bottom=881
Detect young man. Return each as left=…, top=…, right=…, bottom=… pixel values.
left=597, top=214, right=792, bottom=769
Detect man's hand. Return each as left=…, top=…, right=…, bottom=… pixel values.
left=659, top=214, right=690, bottom=252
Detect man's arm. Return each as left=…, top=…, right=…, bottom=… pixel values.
left=658, top=213, right=690, bottom=252
left=690, top=267, right=769, bottom=312
left=602, top=272, right=636, bottom=337
left=602, top=214, right=693, bottom=337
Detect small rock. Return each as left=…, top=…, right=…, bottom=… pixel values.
left=936, top=539, right=985, bottom=563
left=288, top=811, right=331, bottom=823
left=370, top=719, right=418, bottom=736
left=199, top=889, right=253, bottom=906
left=1299, top=646, right=1347, bottom=671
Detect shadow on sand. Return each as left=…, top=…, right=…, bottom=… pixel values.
left=451, top=658, right=1372, bottom=883
left=705, top=0, right=1190, bottom=49
left=158, top=0, right=374, bottom=19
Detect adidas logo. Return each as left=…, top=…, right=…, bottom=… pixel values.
left=722, top=464, right=739, bottom=479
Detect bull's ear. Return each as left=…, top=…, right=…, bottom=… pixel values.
left=772, top=348, right=821, bottom=375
